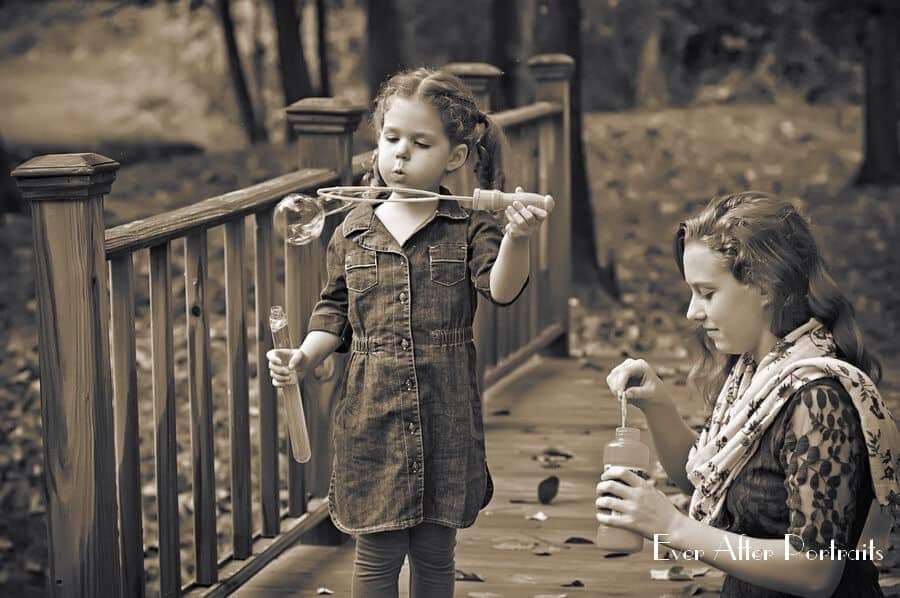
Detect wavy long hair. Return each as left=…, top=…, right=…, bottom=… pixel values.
left=364, top=67, right=506, bottom=190
left=674, top=191, right=881, bottom=404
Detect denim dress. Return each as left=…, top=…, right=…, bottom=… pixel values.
left=307, top=196, right=522, bottom=534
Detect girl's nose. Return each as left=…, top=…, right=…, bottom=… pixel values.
left=686, top=296, right=704, bottom=322
left=394, top=139, right=410, bottom=159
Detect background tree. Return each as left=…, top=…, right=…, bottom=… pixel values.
left=855, top=0, right=900, bottom=185
left=271, top=0, right=314, bottom=141
left=215, top=0, right=268, bottom=143
left=491, top=0, right=522, bottom=110
left=532, top=0, right=610, bottom=294
left=316, top=0, right=331, bottom=96
left=366, top=0, right=404, bottom=98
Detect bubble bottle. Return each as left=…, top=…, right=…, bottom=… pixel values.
left=596, top=394, right=651, bottom=553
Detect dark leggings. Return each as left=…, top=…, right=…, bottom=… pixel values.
left=352, top=522, right=457, bottom=598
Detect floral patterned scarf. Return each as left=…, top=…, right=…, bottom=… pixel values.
left=686, top=318, right=900, bottom=527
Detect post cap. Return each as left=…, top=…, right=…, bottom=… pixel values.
left=286, top=97, right=367, bottom=135
left=442, top=63, right=503, bottom=91
left=11, top=153, right=120, bottom=201
left=527, top=54, right=575, bottom=81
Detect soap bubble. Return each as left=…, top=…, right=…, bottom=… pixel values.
left=274, top=193, right=324, bottom=246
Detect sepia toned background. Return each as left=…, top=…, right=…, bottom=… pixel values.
left=1, top=0, right=898, bottom=595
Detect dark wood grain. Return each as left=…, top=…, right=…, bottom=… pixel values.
left=184, top=230, right=218, bottom=584
left=109, top=254, right=145, bottom=598
left=225, top=219, right=252, bottom=559
left=149, top=242, right=181, bottom=597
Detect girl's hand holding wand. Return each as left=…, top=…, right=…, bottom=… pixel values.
left=267, top=348, right=309, bottom=387
left=504, top=186, right=553, bottom=239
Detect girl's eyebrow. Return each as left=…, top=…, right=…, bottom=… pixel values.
left=382, top=125, right=439, bottom=138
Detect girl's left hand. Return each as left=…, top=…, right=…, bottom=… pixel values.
left=595, top=466, right=684, bottom=539
left=505, top=186, right=551, bottom=239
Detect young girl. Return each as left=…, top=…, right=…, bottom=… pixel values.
left=599, top=192, right=898, bottom=597
left=268, top=68, right=551, bottom=597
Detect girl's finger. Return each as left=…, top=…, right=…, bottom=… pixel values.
left=601, top=467, right=649, bottom=488
left=595, top=479, right=635, bottom=500
left=595, top=495, right=630, bottom=513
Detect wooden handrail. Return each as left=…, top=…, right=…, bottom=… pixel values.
left=105, top=168, right=335, bottom=257
left=15, top=55, right=574, bottom=598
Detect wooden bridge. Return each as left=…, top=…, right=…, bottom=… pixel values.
left=12, top=54, right=723, bottom=597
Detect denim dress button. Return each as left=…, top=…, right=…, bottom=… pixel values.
left=401, top=338, right=410, bottom=351
left=408, top=421, right=415, bottom=434
left=399, top=291, right=408, bottom=303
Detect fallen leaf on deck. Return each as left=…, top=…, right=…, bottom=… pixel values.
left=509, top=498, right=538, bottom=504
left=526, top=511, right=549, bottom=521
left=536, top=455, right=562, bottom=468
left=604, top=551, right=631, bottom=558
left=538, top=475, right=559, bottom=504
left=563, top=536, right=594, bottom=544
left=316, top=588, right=334, bottom=595
left=493, top=539, right=538, bottom=551
left=561, top=579, right=584, bottom=587
left=490, top=408, right=511, bottom=416
left=532, top=545, right=561, bottom=556
left=456, top=569, right=485, bottom=582
left=651, top=566, right=710, bottom=581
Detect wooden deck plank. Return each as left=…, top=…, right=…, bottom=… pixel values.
left=234, top=355, right=724, bottom=597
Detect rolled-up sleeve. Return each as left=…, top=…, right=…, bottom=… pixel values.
left=467, top=210, right=528, bottom=306
left=307, top=232, right=352, bottom=352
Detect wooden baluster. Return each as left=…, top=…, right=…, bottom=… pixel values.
left=537, top=119, right=555, bottom=333
left=12, top=154, right=124, bottom=598
left=528, top=54, right=574, bottom=356
left=442, top=63, right=502, bottom=390
left=286, top=97, right=365, bottom=543
left=253, top=209, right=280, bottom=537
left=224, top=219, right=252, bottom=559
left=149, top=242, right=181, bottom=596
left=184, top=230, right=218, bottom=583
left=109, top=254, right=145, bottom=598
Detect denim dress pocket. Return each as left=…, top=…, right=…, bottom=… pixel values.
left=429, top=243, right=467, bottom=286
left=345, top=249, right=378, bottom=293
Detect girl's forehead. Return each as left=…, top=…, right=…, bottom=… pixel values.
left=382, top=96, right=444, bottom=132
left=682, top=241, right=730, bottom=283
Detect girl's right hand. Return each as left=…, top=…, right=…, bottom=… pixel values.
left=266, top=348, right=307, bottom=387
left=606, top=358, right=665, bottom=410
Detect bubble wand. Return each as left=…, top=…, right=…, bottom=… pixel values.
left=316, top=185, right=555, bottom=212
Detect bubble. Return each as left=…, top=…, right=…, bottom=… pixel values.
left=274, top=193, right=324, bottom=246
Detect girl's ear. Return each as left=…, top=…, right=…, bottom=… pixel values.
left=445, top=143, right=469, bottom=174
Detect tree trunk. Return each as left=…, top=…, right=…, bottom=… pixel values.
left=316, top=0, right=331, bottom=96
left=534, top=0, right=610, bottom=295
left=856, top=0, right=900, bottom=185
left=366, top=0, right=404, bottom=99
left=216, top=0, right=268, bottom=144
left=491, top=0, right=521, bottom=110
left=271, top=0, right=314, bottom=141
left=251, top=0, right=269, bottom=134
left=0, top=134, right=23, bottom=221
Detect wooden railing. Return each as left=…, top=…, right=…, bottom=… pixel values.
left=12, top=54, right=573, bottom=598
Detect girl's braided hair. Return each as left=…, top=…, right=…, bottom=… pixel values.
left=364, top=67, right=506, bottom=190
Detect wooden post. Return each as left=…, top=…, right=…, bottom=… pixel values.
left=528, top=54, right=574, bottom=356
left=441, top=63, right=502, bottom=392
left=285, top=97, right=365, bottom=544
left=12, top=154, right=123, bottom=598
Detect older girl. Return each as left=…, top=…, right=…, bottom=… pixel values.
left=601, top=192, right=898, bottom=597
